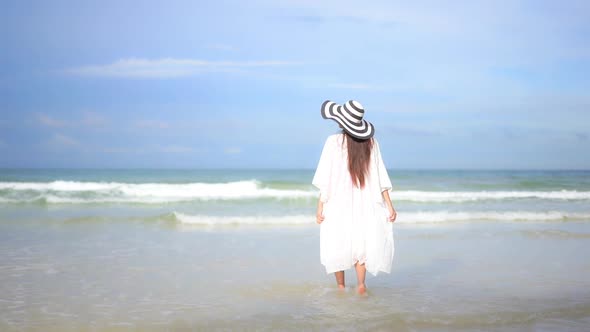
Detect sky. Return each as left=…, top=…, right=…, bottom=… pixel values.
left=1, top=0, right=589, bottom=169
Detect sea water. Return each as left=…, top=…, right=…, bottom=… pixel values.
left=1, top=169, right=589, bottom=331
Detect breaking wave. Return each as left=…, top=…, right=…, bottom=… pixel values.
left=1, top=180, right=590, bottom=204
left=171, top=211, right=590, bottom=226
left=0, top=180, right=314, bottom=204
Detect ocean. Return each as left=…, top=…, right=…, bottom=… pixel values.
left=1, top=169, right=590, bottom=331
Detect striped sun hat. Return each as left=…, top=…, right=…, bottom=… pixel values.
left=320, top=100, right=375, bottom=139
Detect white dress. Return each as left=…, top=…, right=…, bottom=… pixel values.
left=312, top=133, right=394, bottom=276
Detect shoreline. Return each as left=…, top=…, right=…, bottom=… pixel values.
left=1, top=219, right=590, bottom=331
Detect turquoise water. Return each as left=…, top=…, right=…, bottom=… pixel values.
left=1, top=169, right=590, bottom=330
left=2, top=168, right=589, bottom=189
left=1, top=169, right=589, bottom=225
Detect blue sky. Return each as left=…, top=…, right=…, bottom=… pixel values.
left=1, top=0, right=589, bottom=169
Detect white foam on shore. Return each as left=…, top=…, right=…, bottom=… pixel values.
left=0, top=180, right=315, bottom=203
left=395, top=190, right=590, bottom=202
left=399, top=211, right=590, bottom=223
left=1, top=181, right=590, bottom=204
left=172, top=211, right=590, bottom=226
left=173, top=212, right=314, bottom=225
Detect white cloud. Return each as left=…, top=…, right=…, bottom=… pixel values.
left=49, top=133, right=79, bottom=147
left=65, top=58, right=301, bottom=79
left=276, top=1, right=590, bottom=67
left=37, top=113, right=68, bottom=127
left=81, top=111, right=108, bottom=127
left=37, top=111, right=108, bottom=128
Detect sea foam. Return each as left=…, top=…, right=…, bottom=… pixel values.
left=1, top=180, right=590, bottom=204
left=395, top=190, right=590, bottom=202
left=398, top=211, right=590, bottom=223
left=173, top=212, right=314, bottom=225
left=171, top=211, right=590, bottom=226
left=0, top=180, right=315, bottom=203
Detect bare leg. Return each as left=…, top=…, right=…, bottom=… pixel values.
left=354, top=262, right=367, bottom=295
left=334, top=271, right=345, bottom=289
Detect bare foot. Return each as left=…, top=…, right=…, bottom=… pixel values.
left=337, top=284, right=346, bottom=290
left=357, top=284, right=367, bottom=295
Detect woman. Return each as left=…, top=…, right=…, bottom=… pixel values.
left=312, top=100, right=397, bottom=295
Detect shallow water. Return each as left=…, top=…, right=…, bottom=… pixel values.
left=1, top=169, right=590, bottom=330
left=1, top=219, right=590, bottom=331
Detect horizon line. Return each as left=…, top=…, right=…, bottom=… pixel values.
left=0, top=167, right=589, bottom=172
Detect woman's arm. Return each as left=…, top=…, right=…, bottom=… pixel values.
left=316, top=197, right=325, bottom=224
left=382, top=190, right=397, bottom=222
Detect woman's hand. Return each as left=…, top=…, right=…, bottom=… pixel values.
left=316, top=210, right=325, bottom=224
left=316, top=198, right=325, bottom=224
left=387, top=205, right=397, bottom=223
left=381, top=190, right=397, bottom=222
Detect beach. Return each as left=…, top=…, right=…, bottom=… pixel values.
left=1, top=169, right=590, bottom=331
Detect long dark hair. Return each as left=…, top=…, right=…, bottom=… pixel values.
left=342, top=131, right=373, bottom=188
